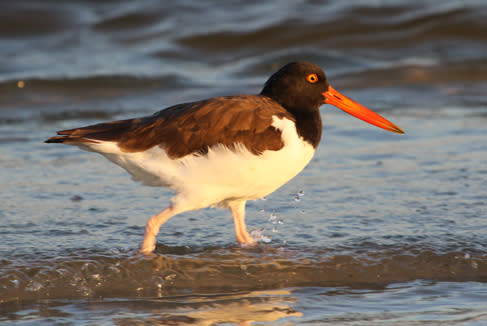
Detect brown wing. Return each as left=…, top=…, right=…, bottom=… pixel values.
left=46, top=95, right=295, bottom=159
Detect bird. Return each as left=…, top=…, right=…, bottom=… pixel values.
left=45, top=61, right=404, bottom=254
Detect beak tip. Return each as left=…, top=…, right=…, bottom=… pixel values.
left=392, top=126, right=405, bottom=134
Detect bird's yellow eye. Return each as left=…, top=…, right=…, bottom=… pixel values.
left=306, top=73, right=319, bottom=84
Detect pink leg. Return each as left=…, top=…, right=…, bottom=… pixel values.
left=228, top=201, right=255, bottom=245
left=140, top=205, right=175, bottom=254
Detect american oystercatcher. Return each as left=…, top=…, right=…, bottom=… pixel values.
left=46, top=62, right=404, bottom=254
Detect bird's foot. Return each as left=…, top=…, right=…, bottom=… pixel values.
left=237, top=233, right=256, bottom=246
left=140, top=235, right=156, bottom=255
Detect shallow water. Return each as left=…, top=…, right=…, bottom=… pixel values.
left=1, top=0, right=487, bottom=325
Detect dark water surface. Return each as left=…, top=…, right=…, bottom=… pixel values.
left=1, top=0, right=487, bottom=325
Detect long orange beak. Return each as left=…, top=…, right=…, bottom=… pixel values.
left=323, top=86, right=404, bottom=134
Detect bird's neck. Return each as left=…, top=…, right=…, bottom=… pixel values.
left=289, top=107, right=322, bottom=148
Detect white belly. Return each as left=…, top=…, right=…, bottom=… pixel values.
left=78, top=116, right=316, bottom=210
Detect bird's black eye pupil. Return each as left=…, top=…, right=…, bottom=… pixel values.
left=307, top=73, right=318, bottom=83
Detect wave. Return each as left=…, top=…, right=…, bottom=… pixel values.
left=1, top=245, right=485, bottom=302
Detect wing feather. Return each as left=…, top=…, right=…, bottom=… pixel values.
left=45, top=95, right=294, bottom=158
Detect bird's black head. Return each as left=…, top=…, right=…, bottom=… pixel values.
left=261, top=61, right=405, bottom=136
left=260, top=61, right=329, bottom=114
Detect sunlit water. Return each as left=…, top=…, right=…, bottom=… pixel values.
left=1, top=0, right=487, bottom=325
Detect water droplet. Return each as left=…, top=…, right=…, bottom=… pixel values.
left=25, top=281, right=43, bottom=292
left=56, top=268, right=69, bottom=277
left=164, top=273, right=177, bottom=282
left=250, top=228, right=272, bottom=243
left=108, top=265, right=121, bottom=274
left=269, top=212, right=277, bottom=224
left=250, top=229, right=261, bottom=237
left=153, top=276, right=164, bottom=290
left=80, top=285, right=92, bottom=297
left=91, top=273, right=101, bottom=281
left=81, top=262, right=91, bottom=271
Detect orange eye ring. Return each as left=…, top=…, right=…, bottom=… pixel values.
left=306, top=73, right=319, bottom=83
